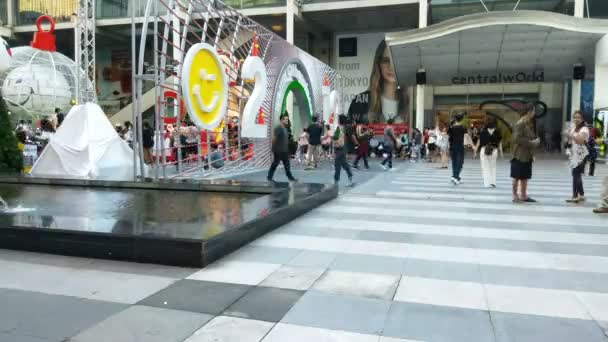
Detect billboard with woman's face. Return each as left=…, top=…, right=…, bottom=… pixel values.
left=335, top=33, right=409, bottom=126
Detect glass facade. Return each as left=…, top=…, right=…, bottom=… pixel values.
left=95, top=0, right=286, bottom=19
left=431, top=0, right=575, bottom=24
left=587, top=0, right=608, bottom=18
left=0, top=1, right=7, bottom=26
left=17, top=0, right=78, bottom=25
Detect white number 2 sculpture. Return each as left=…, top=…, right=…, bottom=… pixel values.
left=241, top=36, right=268, bottom=138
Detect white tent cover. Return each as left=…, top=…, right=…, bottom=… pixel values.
left=30, top=103, right=138, bottom=180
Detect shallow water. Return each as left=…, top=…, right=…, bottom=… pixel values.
left=0, top=184, right=270, bottom=240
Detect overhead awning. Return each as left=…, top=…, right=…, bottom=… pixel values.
left=386, top=11, right=608, bottom=86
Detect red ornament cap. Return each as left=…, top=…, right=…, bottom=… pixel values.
left=251, top=34, right=259, bottom=57
left=323, top=76, right=329, bottom=87
left=30, top=16, right=56, bottom=52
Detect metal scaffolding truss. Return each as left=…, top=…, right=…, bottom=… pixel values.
left=75, top=0, right=96, bottom=104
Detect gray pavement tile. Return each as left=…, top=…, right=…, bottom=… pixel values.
left=330, top=253, right=406, bottom=275
left=70, top=305, right=212, bottom=342
left=481, top=265, right=608, bottom=293
left=0, top=289, right=125, bottom=341
left=286, top=250, right=337, bottom=268
left=471, top=237, right=608, bottom=257
left=184, top=316, right=274, bottom=342
left=223, top=287, right=304, bottom=322
left=357, top=230, right=475, bottom=248
left=0, top=332, right=52, bottom=342
left=403, top=258, right=482, bottom=282
left=223, top=245, right=300, bottom=264
left=492, top=311, right=608, bottom=342
left=312, top=270, right=400, bottom=300
left=138, top=279, right=250, bottom=315
left=281, top=225, right=362, bottom=239
left=81, top=259, right=198, bottom=279
left=281, top=291, right=391, bottom=335
left=383, top=302, right=495, bottom=342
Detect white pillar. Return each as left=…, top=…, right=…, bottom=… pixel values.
left=7, top=0, right=14, bottom=27
left=416, top=85, right=425, bottom=131
left=574, top=0, right=584, bottom=17
left=595, top=35, right=608, bottom=110
left=571, top=79, right=581, bottom=113
left=562, top=81, right=569, bottom=125
left=419, top=0, right=428, bottom=28
left=286, top=0, right=296, bottom=44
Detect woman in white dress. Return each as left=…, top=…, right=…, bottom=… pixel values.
left=436, top=126, right=449, bottom=169
left=476, top=120, right=503, bottom=188
left=566, top=111, right=589, bottom=203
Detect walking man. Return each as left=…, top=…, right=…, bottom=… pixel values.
left=268, top=115, right=297, bottom=183
left=333, top=115, right=354, bottom=187
left=594, top=176, right=608, bottom=214
left=448, top=113, right=466, bottom=184
left=306, top=115, right=323, bottom=169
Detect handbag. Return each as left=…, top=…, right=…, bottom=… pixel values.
left=484, top=144, right=495, bottom=156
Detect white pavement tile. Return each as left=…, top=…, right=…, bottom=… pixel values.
left=380, top=337, right=425, bottom=342
left=0, top=260, right=177, bottom=304
left=319, top=205, right=605, bottom=228
left=576, top=292, right=608, bottom=322
left=298, top=216, right=608, bottom=246
left=184, top=316, right=274, bottom=342
left=187, top=261, right=281, bottom=286
left=260, top=266, right=326, bottom=291
left=312, top=270, right=400, bottom=300
left=261, top=323, right=379, bottom=342
left=393, top=276, right=488, bottom=311
left=485, top=284, right=593, bottom=320
left=254, top=234, right=608, bottom=274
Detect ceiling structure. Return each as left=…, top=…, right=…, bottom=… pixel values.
left=386, top=10, right=608, bottom=86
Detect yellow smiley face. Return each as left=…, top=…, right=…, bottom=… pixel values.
left=181, top=43, right=228, bottom=130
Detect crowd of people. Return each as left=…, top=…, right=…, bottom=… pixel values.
left=268, top=106, right=608, bottom=214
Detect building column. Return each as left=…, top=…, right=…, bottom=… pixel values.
left=414, top=0, right=429, bottom=131
left=571, top=79, right=581, bottom=114
left=7, top=0, right=14, bottom=27
left=574, top=0, right=584, bottom=17
left=416, top=84, right=425, bottom=131
left=419, top=0, right=428, bottom=28
left=594, top=35, right=608, bottom=123
left=286, top=0, right=297, bottom=44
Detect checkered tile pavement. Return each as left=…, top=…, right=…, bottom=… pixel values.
left=1, top=159, right=607, bottom=342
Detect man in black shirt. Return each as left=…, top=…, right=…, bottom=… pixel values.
left=448, top=113, right=466, bottom=184
left=306, top=115, right=323, bottom=169
left=268, top=115, right=297, bottom=183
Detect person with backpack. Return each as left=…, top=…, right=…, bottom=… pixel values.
left=353, top=124, right=371, bottom=170
left=587, top=126, right=598, bottom=177
left=566, top=111, right=589, bottom=203
left=306, top=115, right=323, bottom=169
left=381, top=119, right=397, bottom=170
left=333, top=115, right=354, bottom=186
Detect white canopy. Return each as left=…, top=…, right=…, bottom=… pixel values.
left=30, top=103, right=141, bottom=180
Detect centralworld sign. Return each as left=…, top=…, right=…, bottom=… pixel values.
left=452, top=71, right=545, bottom=85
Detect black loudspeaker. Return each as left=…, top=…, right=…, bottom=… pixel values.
left=573, top=65, right=585, bottom=80
left=416, top=70, right=426, bottom=85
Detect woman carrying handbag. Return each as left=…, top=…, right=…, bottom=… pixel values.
left=566, top=111, right=589, bottom=203
left=476, top=119, right=503, bottom=188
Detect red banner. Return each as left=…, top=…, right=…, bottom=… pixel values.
left=363, top=123, right=409, bottom=136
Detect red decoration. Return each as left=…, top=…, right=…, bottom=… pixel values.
left=30, top=16, right=56, bottom=52
left=323, top=77, right=329, bottom=87
left=158, top=90, right=186, bottom=124
left=251, top=34, right=259, bottom=57
left=256, top=107, right=265, bottom=125
left=329, top=113, right=335, bottom=125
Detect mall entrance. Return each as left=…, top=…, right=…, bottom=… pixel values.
left=386, top=10, right=608, bottom=152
